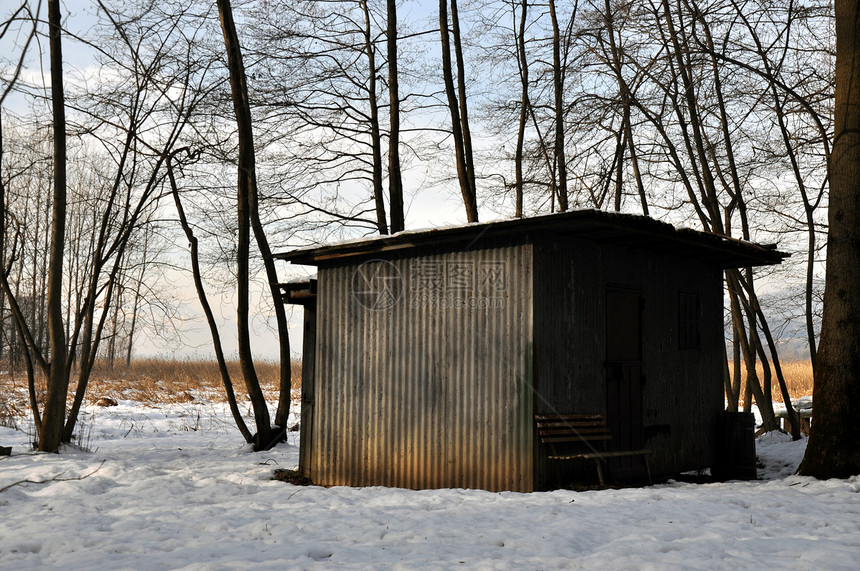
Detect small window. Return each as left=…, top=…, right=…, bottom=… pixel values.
left=679, top=291, right=701, bottom=349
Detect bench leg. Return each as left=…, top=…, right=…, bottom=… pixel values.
left=643, top=455, right=652, bottom=485
left=593, top=458, right=605, bottom=486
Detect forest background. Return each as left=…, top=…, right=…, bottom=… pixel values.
left=0, top=0, right=834, bottom=448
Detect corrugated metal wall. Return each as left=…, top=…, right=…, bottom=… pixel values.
left=310, top=244, right=534, bottom=492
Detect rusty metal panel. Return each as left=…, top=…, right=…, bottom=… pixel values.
left=310, top=243, right=534, bottom=492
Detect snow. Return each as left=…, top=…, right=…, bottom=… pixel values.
left=2, top=400, right=859, bottom=569
left=773, top=396, right=814, bottom=418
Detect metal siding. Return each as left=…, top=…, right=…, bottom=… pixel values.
left=532, top=238, right=607, bottom=488
left=533, top=238, right=606, bottom=416
left=311, top=244, right=534, bottom=491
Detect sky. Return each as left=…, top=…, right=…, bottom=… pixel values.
left=1, top=0, right=819, bottom=364
left=0, top=0, right=466, bottom=362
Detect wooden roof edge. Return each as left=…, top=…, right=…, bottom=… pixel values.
left=670, top=228, right=790, bottom=267
left=272, top=210, right=788, bottom=268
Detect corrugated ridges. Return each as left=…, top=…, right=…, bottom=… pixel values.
left=310, top=244, right=534, bottom=491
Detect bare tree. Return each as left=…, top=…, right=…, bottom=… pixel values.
left=217, top=0, right=293, bottom=449
left=0, top=0, right=213, bottom=449
left=246, top=0, right=417, bottom=238
left=440, top=0, right=478, bottom=222
left=40, top=0, right=68, bottom=452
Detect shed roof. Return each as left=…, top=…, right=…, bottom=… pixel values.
left=274, top=210, right=787, bottom=269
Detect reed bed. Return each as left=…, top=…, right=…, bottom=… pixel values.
left=1, top=358, right=812, bottom=428
left=770, top=360, right=815, bottom=400
left=0, top=358, right=302, bottom=412
left=732, top=359, right=814, bottom=402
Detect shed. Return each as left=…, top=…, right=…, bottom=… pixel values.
left=275, top=210, right=786, bottom=492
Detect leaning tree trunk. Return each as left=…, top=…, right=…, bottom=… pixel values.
left=216, top=0, right=273, bottom=449
left=798, top=0, right=860, bottom=478
left=168, top=152, right=253, bottom=443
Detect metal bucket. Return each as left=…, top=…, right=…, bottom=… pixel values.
left=712, top=412, right=757, bottom=481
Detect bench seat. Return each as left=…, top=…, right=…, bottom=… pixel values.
left=536, top=414, right=653, bottom=486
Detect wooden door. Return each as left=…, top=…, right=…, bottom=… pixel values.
left=605, top=287, right=645, bottom=481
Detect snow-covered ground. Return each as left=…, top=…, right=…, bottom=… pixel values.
left=1, top=400, right=859, bottom=570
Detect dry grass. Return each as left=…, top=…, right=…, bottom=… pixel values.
left=0, top=394, right=24, bottom=430
left=0, top=357, right=814, bottom=427
left=772, top=360, right=814, bottom=400
left=0, top=374, right=30, bottom=430
left=86, top=358, right=301, bottom=404
left=0, top=358, right=302, bottom=415
left=86, top=358, right=303, bottom=404
left=734, top=359, right=814, bottom=402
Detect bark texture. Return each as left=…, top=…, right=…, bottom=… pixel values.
left=387, top=0, right=404, bottom=233
left=41, top=0, right=69, bottom=452
left=798, top=0, right=860, bottom=478
left=548, top=0, right=568, bottom=211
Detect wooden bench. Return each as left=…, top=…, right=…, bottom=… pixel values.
left=774, top=405, right=812, bottom=436
left=535, top=414, right=653, bottom=486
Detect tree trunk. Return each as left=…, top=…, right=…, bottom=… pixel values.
left=107, top=276, right=121, bottom=369
left=728, top=271, right=779, bottom=431
left=125, top=226, right=150, bottom=366
left=799, top=0, right=860, bottom=478
left=727, top=276, right=743, bottom=411
left=439, top=0, right=478, bottom=222
left=603, top=0, right=645, bottom=214
left=387, top=0, right=404, bottom=233
left=613, top=128, right=624, bottom=212
left=736, top=271, right=801, bottom=439
left=168, top=151, right=253, bottom=443
left=40, top=0, right=70, bottom=453
left=548, top=0, right=568, bottom=211
left=624, top=111, right=648, bottom=216
left=514, top=0, right=529, bottom=218
left=216, top=0, right=273, bottom=449
left=361, top=0, right=388, bottom=236
left=1, top=113, right=6, bottom=370
left=450, top=0, right=476, bottom=206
